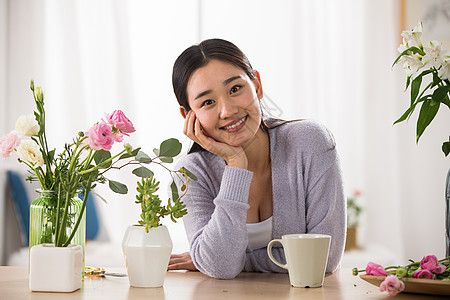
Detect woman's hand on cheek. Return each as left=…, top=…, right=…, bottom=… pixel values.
left=184, top=111, right=248, bottom=169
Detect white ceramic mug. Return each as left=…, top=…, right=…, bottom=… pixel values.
left=267, top=234, right=331, bottom=288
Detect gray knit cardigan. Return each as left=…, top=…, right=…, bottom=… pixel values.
left=175, top=119, right=346, bottom=279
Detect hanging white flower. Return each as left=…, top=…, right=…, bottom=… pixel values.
left=16, top=140, right=44, bottom=167
left=400, top=21, right=423, bottom=48
left=15, top=114, right=40, bottom=137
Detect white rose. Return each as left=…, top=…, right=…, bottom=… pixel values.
left=15, top=114, right=40, bottom=137
left=16, top=140, right=44, bottom=167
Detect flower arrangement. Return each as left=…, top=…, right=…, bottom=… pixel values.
left=392, top=22, right=450, bottom=156
left=352, top=255, right=450, bottom=296
left=0, top=80, right=194, bottom=247
left=347, top=189, right=363, bottom=228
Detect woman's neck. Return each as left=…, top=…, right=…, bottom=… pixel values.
left=243, top=128, right=271, bottom=173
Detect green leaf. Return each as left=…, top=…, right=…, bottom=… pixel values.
left=109, top=180, right=128, bottom=194
left=442, top=138, right=450, bottom=157
left=136, top=151, right=152, bottom=163
left=432, top=86, right=450, bottom=103
left=94, top=150, right=112, bottom=168
left=405, top=75, right=411, bottom=91
left=170, top=181, right=179, bottom=202
left=132, top=166, right=154, bottom=178
left=392, top=46, right=426, bottom=67
left=416, top=100, right=440, bottom=143
left=119, top=147, right=141, bottom=159
left=181, top=167, right=198, bottom=181
left=410, top=75, right=422, bottom=105
left=153, top=148, right=160, bottom=156
left=159, top=138, right=182, bottom=157
left=47, top=149, right=55, bottom=163
left=159, top=156, right=174, bottom=163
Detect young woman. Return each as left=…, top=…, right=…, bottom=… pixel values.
left=168, top=38, right=346, bottom=279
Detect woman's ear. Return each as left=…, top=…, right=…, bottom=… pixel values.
left=180, top=106, right=188, bottom=119
left=253, top=70, right=263, bottom=100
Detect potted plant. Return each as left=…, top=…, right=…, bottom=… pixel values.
left=122, top=154, right=194, bottom=288
left=392, top=22, right=450, bottom=255
left=345, top=190, right=363, bottom=251
left=0, top=80, right=194, bottom=292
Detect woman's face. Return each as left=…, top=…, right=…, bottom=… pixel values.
left=184, top=59, right=263, bottom=148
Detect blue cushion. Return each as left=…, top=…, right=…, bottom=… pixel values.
left=7, top=170, right=30, bottom=246
left=79, top=191, right=100, bottom=240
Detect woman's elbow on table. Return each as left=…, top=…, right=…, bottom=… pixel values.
left=194, top=255, right=245, bottom=279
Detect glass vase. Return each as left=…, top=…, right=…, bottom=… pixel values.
left=29, top=189, right=86, bottom=257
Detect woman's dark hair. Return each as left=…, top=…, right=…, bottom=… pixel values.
left=172, top=38, right=268, bottom=153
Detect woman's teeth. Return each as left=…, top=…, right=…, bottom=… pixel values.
left=223, top=117, right=245, bottom=130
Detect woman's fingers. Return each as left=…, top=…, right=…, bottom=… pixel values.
left=168, top=252, right=197, bottom=271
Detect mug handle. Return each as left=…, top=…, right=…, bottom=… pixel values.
left=267, top=239, right=288, bottom=270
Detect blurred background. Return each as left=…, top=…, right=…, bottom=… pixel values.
left=1, top=0, right=449, bottom=269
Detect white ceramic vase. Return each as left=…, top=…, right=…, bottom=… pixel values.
left=29, top=244, right=83, bottom=292
left=122, top=225, right=173, bottom=287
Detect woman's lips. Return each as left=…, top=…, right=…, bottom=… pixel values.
left=220, top=116, right=247, bottom=132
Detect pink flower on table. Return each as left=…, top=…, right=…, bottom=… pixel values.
left=87, top=122, right=114, bottom=151
left=412, top=269, right=434, bottom=279
left=105, top=110, right=135, bottom=135
left=366, top=262, right=389, bottom=276
left=420, top=255, right=447, bottom=274
left=0, top=131, right=21, bottom=158
left=379, top=275, right=405, bottom=296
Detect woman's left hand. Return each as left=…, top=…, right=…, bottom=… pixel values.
left=168, top=252, right=198, bottom=271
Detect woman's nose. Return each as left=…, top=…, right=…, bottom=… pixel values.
left=219, top=99, right=239, bottom=119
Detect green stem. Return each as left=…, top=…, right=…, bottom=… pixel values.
left=56, top=179, right=76, bottom=246
left=79, top=149, right=127, bottom=175
left=63, top=184, right=91, bottom=247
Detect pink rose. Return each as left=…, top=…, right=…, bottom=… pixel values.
left=420, top=255, right=446, bottom=274
left=87, top=123, right=114, bottom=151
left=0, top=131, right=21, bottom=158
left=366, top=262, right=389, bottom=276
left=412, top=269, right=434, bottom=279
left=105, top=110, right=135, bottom=135
left=379, top=275, right=405, bottom=296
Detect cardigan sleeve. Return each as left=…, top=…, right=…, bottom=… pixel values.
left=300, top=122, right=346, bottom=273
left=175, top=156, right=253, bottom=279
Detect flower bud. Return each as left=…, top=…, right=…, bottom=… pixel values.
left=124, top=143, right=133, bottom=154
left=396, top=267, right=407, bottom=278
left=30, top=80, right=34, bottom=91
left=352, top=267, right=359, bottom=276
left=35, top=86, right=44, bottom=102
left=78, top=131, right=85, bottom=137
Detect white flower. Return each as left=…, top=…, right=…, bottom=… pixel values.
left=438, top=51, right=450, bottom=80
left=15, top=114, right=40, bottom=137
left=16, top=140, right=44, bottom=167
left=401, top=22, right=423, bottom=49
left=401, top=54, right=424, bottom=77
left=422, top=40, right=445, bottom=69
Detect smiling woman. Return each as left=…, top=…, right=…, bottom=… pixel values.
left=168, top=38, right=346, bottom=279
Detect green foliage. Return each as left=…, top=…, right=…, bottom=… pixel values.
left=135, top=176, right=187, bottom=233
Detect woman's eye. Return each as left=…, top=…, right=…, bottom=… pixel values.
left=201, top=99, right=214, bottom=107
left=230, top=85, right=242, bottom=94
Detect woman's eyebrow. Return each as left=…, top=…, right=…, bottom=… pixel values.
left=194, top=89, right=212, bottom=100
left=223, top=75, right=241, bottom=85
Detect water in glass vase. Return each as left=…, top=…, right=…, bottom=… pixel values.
left=29, top=190, right=85, bottom=255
